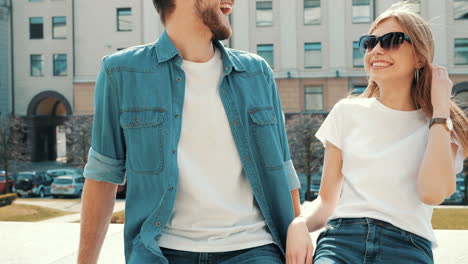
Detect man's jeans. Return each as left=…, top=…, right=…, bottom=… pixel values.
left=314, top=218, right=434, bottom=264
left=161, top=243, right=283, bottom=264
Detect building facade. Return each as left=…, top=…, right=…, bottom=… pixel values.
left=5, top=0, right=468, bottom=162
left=237, top=0, right=468, bottom=113
left=0, top=0, right=11, bottom=117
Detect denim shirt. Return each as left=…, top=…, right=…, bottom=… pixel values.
left=84, top=31, right=300, bottom=264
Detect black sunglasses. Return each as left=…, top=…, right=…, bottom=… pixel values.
left=358, top=32, right=412, bottom=54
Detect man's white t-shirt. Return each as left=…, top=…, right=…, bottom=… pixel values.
left=315, top=97, right=464, bottom=247
left=157, top=48, right=275, bottom=252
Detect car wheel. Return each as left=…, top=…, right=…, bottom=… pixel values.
left=39, top=189, right=45, bottom=198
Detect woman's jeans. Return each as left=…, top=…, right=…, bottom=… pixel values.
left=314, top=218, right=434, bottom=264
left=161, top=243, right=283, bottom=264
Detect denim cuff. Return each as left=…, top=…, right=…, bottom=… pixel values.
left=284, top=160, right=301, bottom=191
left=84, top=147, right=126, bottom=184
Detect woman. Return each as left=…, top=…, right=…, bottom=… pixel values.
left=286, top=3, right=468, bottom=264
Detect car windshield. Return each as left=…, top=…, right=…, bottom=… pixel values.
left=16, top=174, right=33, bottom=181
left=54, top=178, right=73, bottom=184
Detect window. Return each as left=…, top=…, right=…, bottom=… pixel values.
left=53, top=54, right=67, bottom=76
left=117, top=8, right=132, bottom=31
left=351, top=85, right=367, bottom=95
left=30, top=55, right=44, bottom=76
left=304, top=43, right=322, bottom=68
left=304, top=0, right=320, bottom=25
left=454, top=0, right=468, bottom=20
left=353, top=41, right=364, bottom=67
left=257, top=44, right=274, bottom=68
left=304, top=86, right=323, bottom=111
left=455, top=39, right=468, bottom=65
left=256, top=1, right=273, bottom=26
left=29, top=17, right=43, bottom=39
left=352, top=0, right=371, bottom=23
left=52, top=16, right=67, bottom=39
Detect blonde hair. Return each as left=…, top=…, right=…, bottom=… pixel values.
left=359, top=2, right=468, bottom=157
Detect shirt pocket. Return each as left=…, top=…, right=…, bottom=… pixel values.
left=120, top=108, right=166, bottom=174
left=248, top=106, right=284, bottom=170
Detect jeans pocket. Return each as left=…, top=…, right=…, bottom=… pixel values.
left=409, top=234, right=434, bottom=263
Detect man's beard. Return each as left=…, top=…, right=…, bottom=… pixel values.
left=195, top=1, right=232, bottom=41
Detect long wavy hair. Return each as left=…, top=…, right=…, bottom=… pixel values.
left=360, top=2, right=468, bottom=157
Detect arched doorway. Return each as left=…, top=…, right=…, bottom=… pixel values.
left=453, top=82, right=468, bottom=109
left=27, top=91, right=72, bottom=162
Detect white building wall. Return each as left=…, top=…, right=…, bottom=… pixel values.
left=13, top=0, right=73, bottom=116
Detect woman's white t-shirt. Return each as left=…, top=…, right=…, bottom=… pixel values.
left=315, top=97, right=464, bottom=247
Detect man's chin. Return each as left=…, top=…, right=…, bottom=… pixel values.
left=212, top=27, right=232, bottom=41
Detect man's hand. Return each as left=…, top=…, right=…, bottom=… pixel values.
left=286, top=216, right=314, bottom=264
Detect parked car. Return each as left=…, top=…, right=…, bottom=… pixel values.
left=51, top=175, right=85, bottom=198
left=46, top=168, right=83, bottom=179
left=0, top=170, right=15, bottom=193
left=442, top=175, right=466, bottom=205
left=443, top=189, right=464, bottom=205
left=13, top=171, right=53, bottom=198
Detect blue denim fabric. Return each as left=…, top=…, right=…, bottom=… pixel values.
left=160, top=243, right=283, bottom=264
left=314, top=218, right=434, bottom=264
left=83, top=30, right=300, bottom=264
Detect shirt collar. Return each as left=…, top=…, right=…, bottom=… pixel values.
left=155, top=30, right=246, bottom=73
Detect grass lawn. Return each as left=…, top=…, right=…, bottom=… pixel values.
left=432, top=207, right=468, bottom=230
left=0, top=203, right=74, bottom=222
left=111, top=210, right=125, bottom=224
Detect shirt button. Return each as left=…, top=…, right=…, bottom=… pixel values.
left=155, top=222, right=161, bottom=227
left=233, top=120, right=238, bottom=126
left=176, top=77, right=181, bottom=82
left=175, top=56, right=179, bottom=61
left=172, top=150, right=176, bottom=154
left=169, top=186, right=174, bottom=191
left=174, top=114, right=179, bottom=119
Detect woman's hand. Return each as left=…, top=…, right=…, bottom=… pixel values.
left=286, top=216, right=314, bottom=264
left=430, top=65, right=452, bottom=118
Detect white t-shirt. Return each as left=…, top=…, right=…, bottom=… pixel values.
left=315, top=97, right=464, bottom=247
left=157, top=48, right=274, bottom=252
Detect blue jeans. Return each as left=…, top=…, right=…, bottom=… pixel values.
left=314, top=218, right=434, bottom=264
left=160, top=243, right=283, bottom=264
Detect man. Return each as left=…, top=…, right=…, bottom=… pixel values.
left=78, top=0, right=301, bottom=263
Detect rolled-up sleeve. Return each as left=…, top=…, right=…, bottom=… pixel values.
left=84, top=57, right=126, bottom=184
left=284, top=160, right=301, bottom=190
left=84, top=148, right=125, bottom=184
left=264, top=62, right=301, bottom=191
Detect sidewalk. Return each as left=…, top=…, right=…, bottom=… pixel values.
left=1, top=221, right=467, bottom=264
